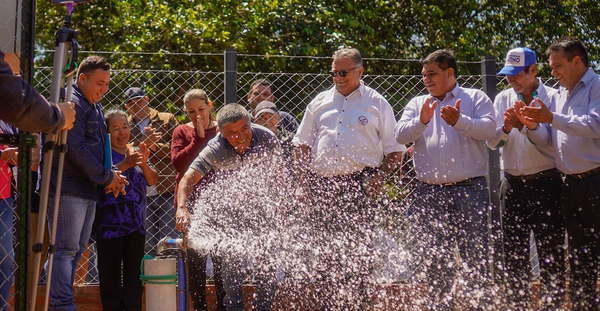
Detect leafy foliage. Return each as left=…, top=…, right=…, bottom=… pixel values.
left=35, top=0, right=600, bottom=71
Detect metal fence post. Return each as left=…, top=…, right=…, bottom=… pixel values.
left=224, top=49, right=237, bottom=105
left=481, top=55, right=503, bottom=280
left=18, top=1, right=36, bottom=310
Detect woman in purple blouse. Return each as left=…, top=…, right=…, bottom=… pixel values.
left=95, top=110, right=158, bottom=311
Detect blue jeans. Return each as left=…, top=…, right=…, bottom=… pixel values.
left=0, top=197, right=14, bottom=311
left=412, top=177, right=491, bottom=311
left=144, top=192, right=178, bottom=255
left=47, top=194, right=96, bottom=311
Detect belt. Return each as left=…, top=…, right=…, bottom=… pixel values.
left=565, top=166, right=600, bottom=180
left=424, top=176, right=482, bottom=187
left=505, top=168, right=560, bottom=182
left=316, top=167, right=379, bottom=183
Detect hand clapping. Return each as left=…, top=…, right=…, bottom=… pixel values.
left=440, top=99, right=461, bottom=126
left=142, top=127, right=162, bottom=151
left=520, top=98, right=553, bottom=124
left=419, top=97, right=438, bottom=125
left=513, top=100, right=538, bottom=130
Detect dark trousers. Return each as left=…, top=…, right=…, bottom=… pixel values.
left=412, top=177, right=491, bottom=311
left=187, top=248, right=226, bottom=311
left=291, top=171, right=376, bottom=311
left=97, top=233, right=145, bottom=311
left=562, top=173, right=600, bottom=311
left=501, top=169, right=565, bottom=310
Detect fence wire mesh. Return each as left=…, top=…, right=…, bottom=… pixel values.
left=17, top=52, right=559, bottom=286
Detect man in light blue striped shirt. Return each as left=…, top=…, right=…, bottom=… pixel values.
left=522, top=38, right=600, bottom=310
left=395, top=49, right=496, bottom=310
left=488, top=47, right=564, bottom=311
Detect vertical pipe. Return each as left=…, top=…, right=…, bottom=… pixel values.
left=176, top=252, right=187, bottom=311
left=17, top=1, right=36, bottom=310
left=16, top=134, right=34, bottom=311
left=19, top=0, right=35, bottom=84
left=224, top=49, right=237, bottom=105
left=481, top=55, right=503, bottom=280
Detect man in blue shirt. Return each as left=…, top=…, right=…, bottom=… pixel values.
left=47, top=56, right=127, bottom=311
left=522, top=37, right=600, bottom=311
left=396, top=49, right=496, bottom=311
left=0, top=51, right=75, bottom=133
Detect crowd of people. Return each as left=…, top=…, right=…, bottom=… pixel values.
left=0, top=35, right=598, bottom=311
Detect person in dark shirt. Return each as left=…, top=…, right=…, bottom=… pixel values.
left=94, top=110, right=158, bottom=311
left=0, top=51, right=75, bottom=133
left=253, top=100, right=294, bottom=163
left=46, top=56, right=127, bottom=311
left=247, top=79, right=299, bottom=133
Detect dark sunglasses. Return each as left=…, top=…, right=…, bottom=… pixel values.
left=330, top=67, right=359, bottom=77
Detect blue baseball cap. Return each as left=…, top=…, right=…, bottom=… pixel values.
left=497, top=47, right=537, bottom=76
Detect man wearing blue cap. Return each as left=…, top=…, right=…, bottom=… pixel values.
left=123, top=87, right=179, bottom=255
left=488, top=47, right=565, bottom=310
left=522, top=37, right=600, bottom=311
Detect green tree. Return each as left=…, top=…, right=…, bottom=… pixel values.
left=35, top=0, right=600, bottom=71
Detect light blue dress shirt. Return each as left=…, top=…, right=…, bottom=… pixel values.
left=487, top=79, right=557, bottom=176
left=527, top=68, right=600, bottom=175
left=396, top=84, right=496, bottom=184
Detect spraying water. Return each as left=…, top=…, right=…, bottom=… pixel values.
left=186, top=153, right=507, bottom=310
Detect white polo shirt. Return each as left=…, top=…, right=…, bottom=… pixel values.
left=293, top=81, right=405, bottom=177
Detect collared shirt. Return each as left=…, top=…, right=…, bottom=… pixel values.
left=49, top=85, right=112, bottom=201
left=527, top=68, right=600, bottom=175
left=395, top=84, right=496, bottom=184
left=190, top=124, right=281, bottom=176
left=292, top=81, right=405, bottom=177
left=134, top=117, right=150, bottom=132
left=487, top=79, right=556, bottom=176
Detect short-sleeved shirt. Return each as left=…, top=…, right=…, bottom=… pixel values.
left=293, top=81, right=405, bottom=177
left=189, top=124, right=281, bottom=176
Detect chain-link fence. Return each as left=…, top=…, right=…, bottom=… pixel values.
left=0, top=125, right=36, bottom=309
left=0, top=179, right=16, bottom=310
left=23, top=50, right=560, bottom=286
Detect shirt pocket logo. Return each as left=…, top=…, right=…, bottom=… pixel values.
left=358, top=115, right=368, bottom=126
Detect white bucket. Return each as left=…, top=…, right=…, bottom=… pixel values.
left=141, top=256, right=178, bottom=311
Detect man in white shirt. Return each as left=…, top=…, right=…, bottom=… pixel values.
left=395, top=49, right=496, bottom=311
left=293, top=47, right=404, bottom=309
left=488, top=47, right=564, bottom=310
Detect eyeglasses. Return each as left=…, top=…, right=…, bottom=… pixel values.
left=330, top=67, right=360, bottom=77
